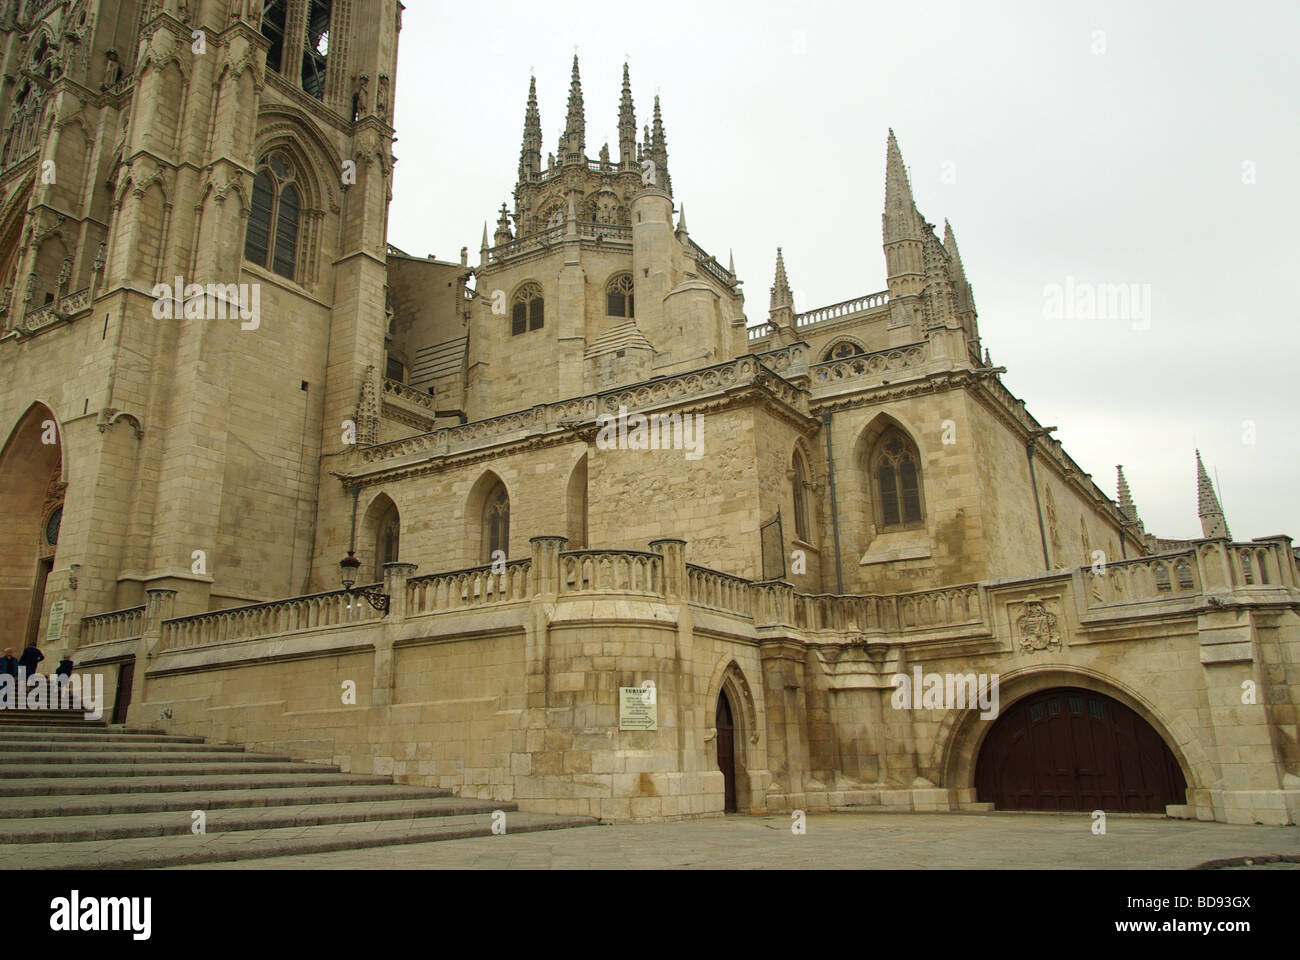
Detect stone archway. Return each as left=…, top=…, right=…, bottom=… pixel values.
left=974, top=686, right=1187, bottom=812
left=706, top=660, right=758, bottom=814
left=0, top=403, right=64, bottom=649
left=937, top=667, right=1198, bottom=814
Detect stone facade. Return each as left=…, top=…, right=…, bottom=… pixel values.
left=1, top=6, right=1296, bottom=826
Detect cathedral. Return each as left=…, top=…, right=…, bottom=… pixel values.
left=1, top=1, right=1297, bottom=826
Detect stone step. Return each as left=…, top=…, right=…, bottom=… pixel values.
left=0, top=796, right=520, bottom=842
left=0, top=771, right=393, bottom=797
left=0, top=750, right=288, bottom=765
left=0, top=760, right=338, bottom=779
left=2, top=811, right=600, bottom=869
left=0, top=739, right=248, bottom=753
left=0, top=730, right=206, bottom=744
left=0, top=714, right=106, bottom=726
left=0, top=782, right=454, bottom=819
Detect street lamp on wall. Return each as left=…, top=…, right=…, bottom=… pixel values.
left=338, top=551, right=390, bottom=613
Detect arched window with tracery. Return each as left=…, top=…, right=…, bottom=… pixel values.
left=482, top=482, right=510, bottom=563
left=606, top=273, right=634, bottom=318
left=872, top=429, right=924, bottom=530
left=244, top=152, right=301, bottom=280
left=823, top=341, right=865, bottom=362
left=511, top=282, right=544, bottom=335
left=792, top=448, right=812, bottom=542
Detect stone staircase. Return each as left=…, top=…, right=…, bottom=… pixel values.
left=0, top=713, right=596, bottom=869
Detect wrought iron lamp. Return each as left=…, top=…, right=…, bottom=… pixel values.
left=338, top=551, right=389, bottom=612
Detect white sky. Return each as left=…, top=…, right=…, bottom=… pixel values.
left=388, top=0, right=1300, bottom=543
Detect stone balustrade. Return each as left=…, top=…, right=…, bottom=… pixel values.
left=407, top=561, right=531, bottom=613
left=382, top=377, right=435, bottom=409
left=79, top=604, right=146, bottom=646
left=90, top=536, right=1296, bottom=657
left=795, top=291, right=889, bottom=328
left=158, top=585, right=385, bottom=651
left=562, top=550, right=663, bottom=596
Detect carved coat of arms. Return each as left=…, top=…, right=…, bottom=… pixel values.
left=1016, top=599, right=1062, bottom=654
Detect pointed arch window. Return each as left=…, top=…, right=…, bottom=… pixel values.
left=244, top=152, right=301, bottom=280
left=374, top=507, right=399, bottom=583
left=606, top=273, right=634, bottom=318
left=483, top=483, right=510, bottom=563
left=511, top=282, right=544, bottom=335
left=792, top=449, right=811, bottom=542
left=872, top=429, right=924, bottom=530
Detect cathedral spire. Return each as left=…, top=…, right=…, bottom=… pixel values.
left=676, top=202, right=688, bottom=238
left=563, top=54, right=585, bottom=163
left=1196, top=450, right=1231, bottom=539
left=944, top=217, right=980, bottom=348
left=650, top=95, right=672, bottom=195
left=770, top=247, right=793, bottom=312
left=1116, top=465, right=1140, bottom=524
left=883, top=128, right=924, bottom=242
left=618, top=62, right=637, bottom=169
left=518, top=75, right=542, bottom=183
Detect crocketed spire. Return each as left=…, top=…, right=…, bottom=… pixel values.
left=618, top=62, right=637, bottom=168
left=1116, top=465, right=1140, bottom=524
left=770, top=247, right=793, bottom=313
left=1196, top=450, right=1230, bottom=539
left=518, top=75, right=541, bottom=182
left=563, top=54, right=585, bottom=162
left=649, top=95, right=672, bottom=195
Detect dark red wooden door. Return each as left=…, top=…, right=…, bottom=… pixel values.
left=974, top=687, right=1186, bottom=812
left=716, top=693, right=737, bottom=812
left=111, top=659, right=134, bottom=724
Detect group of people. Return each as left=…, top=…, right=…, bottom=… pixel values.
left=1, top=642, right=75, bottom=682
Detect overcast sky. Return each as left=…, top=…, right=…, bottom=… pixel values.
left=387, top=0, right=1299, bottom=543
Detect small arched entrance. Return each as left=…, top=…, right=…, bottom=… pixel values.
left=716, top=692, right=737, bottom=813
left=974, top=687, right=1186, bottom=812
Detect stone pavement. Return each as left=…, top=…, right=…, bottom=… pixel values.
left=181, top=811, right=1300, bottom=870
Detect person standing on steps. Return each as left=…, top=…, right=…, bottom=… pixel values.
left=17, top=641, right=43, bottom=681
left=55, top=654, right=74, bottom=689
left=0, top=648, right=17, bottom=679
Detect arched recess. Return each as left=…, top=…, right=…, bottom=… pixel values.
left=850, top=412, right=929, bottom=548
left=705, top=658, right=760, bottom=814
left=790, top=438, right=816, bottom=544
left=358, top=492, right=399, bottom=584
left=565, top=453, right=588, bottom=549
left=0, top=402, right=64, bottom=648
left=465, top=470, right=510, bottom=566
left=934, top=666, right=1203, bottom=810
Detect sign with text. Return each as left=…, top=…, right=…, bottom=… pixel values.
left=619, top=686, right=657, bottom=730
left=46, top=600, right=66, bottom=641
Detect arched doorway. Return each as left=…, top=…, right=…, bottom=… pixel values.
left=974, top=687, right=1186, bottom=812
left=0, top=404, right=64, bottom=649
left=716, top=692, right=737, bottom=813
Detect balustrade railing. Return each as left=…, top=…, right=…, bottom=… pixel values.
left=795, top=291, right=889, bottom=328
left=79, top=605, right=145, bottom=646
left=160, top=586, right=384, bottom=651
left=561, top=550, right=663, bottom=596
left=1085, top=552, right=1199, bottom=606
left=811, top=343, right=927, bottom=386
left=407, top=561, right=531, bottom=614
left=686, top=565, right=752, bottom=616
left=382, top=377, right=436, bottom=409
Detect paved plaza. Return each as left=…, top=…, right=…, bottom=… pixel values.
left=180, top=812, right=1300, bottom=870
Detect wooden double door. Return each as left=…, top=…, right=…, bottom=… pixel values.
left=974, top=687, right=1186, bottom=812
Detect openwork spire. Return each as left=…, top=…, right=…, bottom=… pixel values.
left=770, top=247, right=793, bottom=312
left=650, top=95, right=672, bottom=195
left=518, top=75, right=541, bottom=182
left=1196, top=450, right=1230, bottom=539
left=618, top=62, right=637, bottom=168
left=883, top=128, right=924, bottom=243
left=563, top=54, right=585, bottom=162
left=1116, top=465, right=1140, bottom=523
